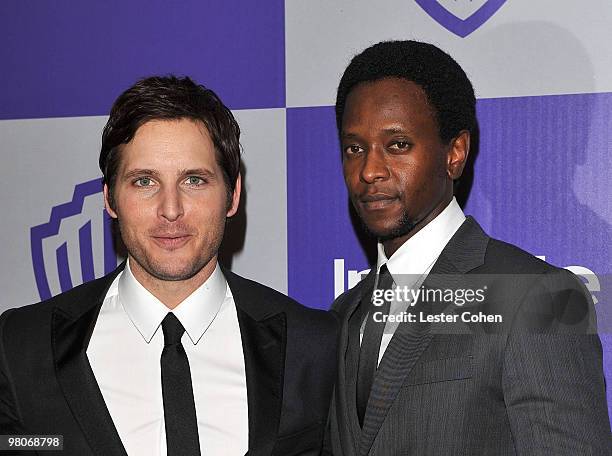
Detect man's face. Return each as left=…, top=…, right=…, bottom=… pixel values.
left=341, top=78, right=466, bottom=246
left=104, top=118, right=239, bottom=282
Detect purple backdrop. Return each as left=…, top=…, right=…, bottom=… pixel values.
left=0, top=0, right=285, bottom=119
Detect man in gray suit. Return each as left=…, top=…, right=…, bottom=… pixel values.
left=326, top=40, right=611, bottom=455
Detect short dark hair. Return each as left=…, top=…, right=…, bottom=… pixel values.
left=335, top=40, right=476, bottom=144
left=100, top=75, right=241, bottom=207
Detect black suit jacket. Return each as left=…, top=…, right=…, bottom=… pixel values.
left=328, top=217, right=611, bottom=455
left=0, top=265, right=338, bottom=456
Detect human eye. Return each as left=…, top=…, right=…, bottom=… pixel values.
left=184, top=176, right=206, bottom=186
left=388, top=140, right=412, bottom=152
left=343, top=144, right=364, bottom=156
left=133, top=176, right=155, bottom=187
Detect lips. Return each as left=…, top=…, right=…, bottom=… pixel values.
left=151, top=234, right=192, bottom=250
left=358, top=193, right=398, bottom=211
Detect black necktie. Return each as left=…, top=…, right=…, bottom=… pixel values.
left=356, top=265, right=394, bottom=426
left=161, top=313, right=201, bottom=456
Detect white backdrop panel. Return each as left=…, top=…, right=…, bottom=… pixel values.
left=286, top=0, right=612, bottom=106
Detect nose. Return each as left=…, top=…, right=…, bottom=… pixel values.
left=157, top=186, right=184, bottom=222
left=360, top=146, right=389, bottom=184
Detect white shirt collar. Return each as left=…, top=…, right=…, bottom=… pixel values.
left=118, top=259, right=228, bottom=345
left=376, top=197, right=466, bottom=276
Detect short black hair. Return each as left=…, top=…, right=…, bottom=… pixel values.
left=100, top=75, right=240, bottom=207
left=335, top=40, right=476, bottom=143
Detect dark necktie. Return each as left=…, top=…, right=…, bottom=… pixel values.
left=356, top=264, right=394, bottom=426
left=161, top=313, right=201, bottom=456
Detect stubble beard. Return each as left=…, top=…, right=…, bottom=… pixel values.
left=361, top=209, right=418, bottom=243
left=134, top=252, right=214, bottom=282
left=118, top=222, right=222, bottom=283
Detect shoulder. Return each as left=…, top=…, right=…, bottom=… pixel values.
left=482, top=237, right=584, bottom=288
left=0, top=269, right=120, bottom=335
left=455, top=217, right=579, bottom=284
left=478, top=233, right=588, bottom=298
left=481, top=238, right=553, bottom=274
left=223, top=269, right=338, bottom=333
left=479, top=237, right=593, bottom=331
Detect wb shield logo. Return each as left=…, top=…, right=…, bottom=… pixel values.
left=30, top=178, right=120, bottom=300
left=415, top=0, right=506, bottom=37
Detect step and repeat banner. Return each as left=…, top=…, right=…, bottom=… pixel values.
left=1, top=0, right=611, bottom=424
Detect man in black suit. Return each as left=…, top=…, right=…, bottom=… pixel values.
left=326, top=41, right=611, bottom=455
left=0, top=76, right=337, bottom=455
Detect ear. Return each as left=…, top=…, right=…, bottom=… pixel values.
left=446, top=130, right=470, bottom=180
left=103, top=183, right=118, bottom=219
left=226, top=173, right=241, bottom=218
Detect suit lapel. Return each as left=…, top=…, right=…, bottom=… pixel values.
left=333, top=269, right=375, bottom=456
left=52, top=269, right=127, bottom=456
left=343, top=273, right=376, bottom=454
left=358, top=217, right=489, bottom=455
left=357, top=283, right=436, bottom=455
left=224, top=269, right=286, bottom=456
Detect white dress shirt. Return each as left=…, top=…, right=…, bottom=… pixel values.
left=363, top=197, right=466, bottom=364
left=87, top=260, right=249, bottom=456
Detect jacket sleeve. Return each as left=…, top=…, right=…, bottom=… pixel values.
left=502, top=269, right=612, bottom=455
left=0, top=309, right=25, bottom=434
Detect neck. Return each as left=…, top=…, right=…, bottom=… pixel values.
left=128, top=257, right=218, bottom=309
left=382, top=196, right=452, bottom=259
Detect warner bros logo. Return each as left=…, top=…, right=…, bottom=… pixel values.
left=31, top=178, right=121, bottom=300
left=415, top=0, right=507, bottom=37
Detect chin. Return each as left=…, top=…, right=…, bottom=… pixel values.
left=147, top=264, right=202, bottom=282
left=363, top=217, right=417, bottom=243
left=136, top=253, right=208, bottom=282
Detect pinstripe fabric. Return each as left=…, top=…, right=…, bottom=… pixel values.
left=357, top=265, right=394, bottom=425
left=331, top=273, right=374, bottom=456
left=358, top=315, right=432, bottom=455
left=329, top=217, right=612, bottom=456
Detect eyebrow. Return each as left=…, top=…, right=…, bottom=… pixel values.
left=341, top=127, right=409, bottom=140
left=382, top=127, right=408, bottom=135
left=123, top=168, right=160, bottom=180
left=122, top=168, right=217, bottom=179
left=180, top=168, right=217, bottom=179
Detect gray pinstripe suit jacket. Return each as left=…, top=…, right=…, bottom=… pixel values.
left=328, top=217, right=611, bottom=456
